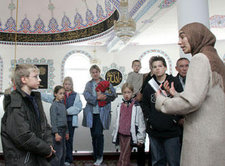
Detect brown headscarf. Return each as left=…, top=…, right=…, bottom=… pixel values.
left=180, top=22, right=225, bottom=93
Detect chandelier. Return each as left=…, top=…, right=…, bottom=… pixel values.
left=114, top=0, right=136, bottom=44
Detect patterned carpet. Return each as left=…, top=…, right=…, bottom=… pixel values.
left=0, top=152, right=148, bottom=166
left=72, top=160, right=138, bottom=166
left=0, top=160, right=139, bottom=166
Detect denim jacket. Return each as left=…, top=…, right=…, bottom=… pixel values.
left=82, top=79, right=117, bottom=129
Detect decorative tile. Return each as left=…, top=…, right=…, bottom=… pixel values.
left=62, top=15, right=72, bottom=31
left=134, top=0, right=158, bottom=22
left=97, top=3, right=105, bottom=21
left=48, top=17, right=59, bottom=33
left=19, top=17, right=31, bottom=33
left=210, top=15, right=225, bottom=28
left=4, top=16, right=16, bottom=32
left=101, top=63, right=127, bottom=92
left=130, top=0, right=147, bottom=17
left=10, top=58, right=55, bottom=93
left=0, top=0, right=116, bottom=34
left=159, top=0, right=177, bottom=9
left=34, top=17, right=45, bottom=33
left=86, top=9, right=95, bottom=26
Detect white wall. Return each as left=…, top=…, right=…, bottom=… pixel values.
left=0, top=40, right=224, bottom=153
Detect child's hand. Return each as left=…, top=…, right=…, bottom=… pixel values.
left=178, top=118, right=185, bottom=126
left=137, top=142, right=143, bottom=147
left=156, top=84, right=167, bottom=97
left=50, top=145, right=56, bottom=154
left=163, top=81, right=176, bottom=97
left=65, top=133, right=69, bottom=140
left=97, top=92, right=107, bottom=100
left=135, top=92, right=142, bottom=101
left=46, top=145, right=56, bottom=158
left=55, top=133, right=62, bottom=142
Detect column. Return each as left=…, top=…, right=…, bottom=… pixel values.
left=177, top=0, right=210, bottom=29
left=177, top=0, right=210, bottom=58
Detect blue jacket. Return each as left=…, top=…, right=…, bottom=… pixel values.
left=41, top=91, right=82, bottom=127
left=82, top=79, right=117, bottom=129
left=50, top=100, right=68, bottom=134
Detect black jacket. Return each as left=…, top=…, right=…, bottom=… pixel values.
left=1, top=88, right=53, bottom=166
left=142, top=74, right=183, bottom=138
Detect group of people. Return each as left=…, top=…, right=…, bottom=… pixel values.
left=1, top=22, right=225, bottom=166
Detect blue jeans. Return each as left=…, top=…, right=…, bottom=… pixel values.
left=51, top=129, right=66, bottom=166
left=150, top=136, right=181, bottom=166
left=90, top=114, right=104, bottom=160
left=65, top=121, right=75, bottom=163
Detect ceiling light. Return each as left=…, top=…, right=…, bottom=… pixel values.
left=114, top=0, right=136, bottom=44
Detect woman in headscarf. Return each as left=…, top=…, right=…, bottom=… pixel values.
left=155, top=22, right=225, bottom=166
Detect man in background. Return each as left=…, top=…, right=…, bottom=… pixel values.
left=175, top=57, right=190, bottom=90
left=175, top=57, right=190, bottom=146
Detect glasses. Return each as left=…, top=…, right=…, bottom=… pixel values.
left=29, top=75, right=40, bottom=80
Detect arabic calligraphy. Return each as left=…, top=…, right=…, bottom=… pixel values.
left=105, top=69, right=122, bottom=86
left=0, top=11, right=118, bottom=43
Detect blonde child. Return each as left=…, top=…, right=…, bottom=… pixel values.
left=41, top=77, right=82, bottom=165
left=1, top=64, right=54, bottom=165
left=126, top=60, right=143, bottom=101
left=112, top=83, right=146, bottom=166
left=50, top=85, right=69, bottom=166
left=82, top=65, right=116, bottom=165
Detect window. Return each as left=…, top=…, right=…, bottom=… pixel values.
left=64, top=53, right=91, bottom=106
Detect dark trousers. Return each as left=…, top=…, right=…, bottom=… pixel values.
left=137, top=142, right=152, bottom=166
left=150, top=136, right=181, bottom=166
left=137, top=144, right=145, bottom=166
left=51, top=130, right=66, bottom=166
left=65, top=121, right=75, bottom=163
left=90, top=114, right=104, bottom=160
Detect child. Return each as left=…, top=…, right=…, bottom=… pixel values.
left=1, top=64, right=54, bottom=166
left=126, top=60, right=146, bottom=166
left=142, top=56, right=183, bottom=166
left=50, top=85, right=69, bottom=166
left=82, top=65, right=116, bottom=165
left=126, top=60, right=143, bottom=101
left=41, top=76, right=82, bottom=166
left=112, top=83, right=146, bottom=166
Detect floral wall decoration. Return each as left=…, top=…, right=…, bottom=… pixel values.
left=10, top=58, right=55, bottom=93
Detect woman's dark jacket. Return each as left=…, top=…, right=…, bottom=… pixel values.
left=1, top=88, right=53, bottom=166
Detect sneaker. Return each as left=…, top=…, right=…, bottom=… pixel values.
left=94, top=156, right=103, bottom=165
left=64, top=162, right=71, bottom=166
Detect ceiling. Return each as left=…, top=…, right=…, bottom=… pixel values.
left=0, top=0, right=224, bottom=51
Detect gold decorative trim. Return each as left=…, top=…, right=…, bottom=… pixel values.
left=0, top=11, right=118, bottom=43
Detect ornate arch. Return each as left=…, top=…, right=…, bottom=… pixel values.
left=139, top=49, right=173, bottom=74
left=61, top=50, right=93, bottom=83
